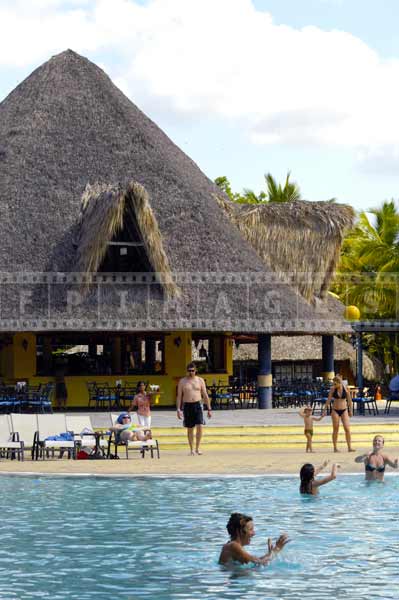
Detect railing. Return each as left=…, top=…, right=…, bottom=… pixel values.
left=209, top=384, right=257, bottom=409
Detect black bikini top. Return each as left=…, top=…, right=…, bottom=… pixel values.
left=365, top=462, right=385, bottom=473
left=332, top=386, right=347, bottom=399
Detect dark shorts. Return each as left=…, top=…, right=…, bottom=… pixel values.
left=183, top=402, right=205, bottom=428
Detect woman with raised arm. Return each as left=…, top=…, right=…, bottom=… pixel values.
left=299, top=460, right=339, bottom=495
left=355, top=435, right=398, bottom=481
left=323, top=375, right=354, bottom=452
left=218, top=513, right=289, bottom=566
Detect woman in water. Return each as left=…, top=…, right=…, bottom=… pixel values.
left=218, top=513, right=289, bottom=566
left=323, top=375, right=355, bottom=452
left=355, top=435, right=398, bottom=481
left=299, top=460, right=339, bottom=495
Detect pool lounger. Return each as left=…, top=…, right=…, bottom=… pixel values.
left=0, top=414, right=24, bottom=460
left=109, top=413, right=160, bottom=459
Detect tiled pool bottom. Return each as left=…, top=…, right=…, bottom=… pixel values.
left=0, top=475, right=398, bottom=599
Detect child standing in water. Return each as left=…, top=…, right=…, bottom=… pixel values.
left=299, top=406, right=324, bottom=452
left=218, top=513, right=290, bottom=566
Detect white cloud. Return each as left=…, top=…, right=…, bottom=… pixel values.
left=2, top=0, right=399, bottom=158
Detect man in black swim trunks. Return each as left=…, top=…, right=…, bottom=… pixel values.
left=176, top=363, right=212, bottom=455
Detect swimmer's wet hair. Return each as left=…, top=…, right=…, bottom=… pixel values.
left=300, top=463, right=315, bottom=495
left=226, top=513, right=252, bottom=539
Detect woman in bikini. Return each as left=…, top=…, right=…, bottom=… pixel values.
left=323, top=375, right=354, bottom=453
left=355, top=435, right=398, bottom=481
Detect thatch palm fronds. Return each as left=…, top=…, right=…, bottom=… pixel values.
left=77, top=181, right=180, bottom=297
left=216, top=195, right=355, bottom=302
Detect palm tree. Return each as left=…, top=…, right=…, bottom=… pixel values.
left=264, top=172, right=301, bottom=203
left=238, top=171, right=302, bottom=203
left=335, top=200, right=399, bottom=374
left=336, top=201, right=399, bottom=319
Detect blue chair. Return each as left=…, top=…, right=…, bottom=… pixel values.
left=384, top=392, right=399, bottom=415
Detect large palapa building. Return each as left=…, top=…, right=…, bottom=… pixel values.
left=0, top=50, right=355, bottom=406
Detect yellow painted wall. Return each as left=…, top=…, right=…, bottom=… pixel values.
left=225, top=336, right=233, bottom=376
left=2, top=331, right=232, bottom=407
left=1, top=333, right=36, bottom=380
left=0, top=345, right=13, bottom=379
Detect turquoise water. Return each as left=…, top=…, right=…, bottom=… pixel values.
left=0, top=475, right=398, bottom=599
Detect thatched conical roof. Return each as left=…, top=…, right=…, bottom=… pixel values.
left=0, top=50, right=349, bottom=333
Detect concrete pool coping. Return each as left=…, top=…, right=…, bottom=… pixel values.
left=0, top=470, right=398, bottom=479
left=1, top=446, right=398, bottom=477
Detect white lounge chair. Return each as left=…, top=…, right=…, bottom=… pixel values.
left=10, top=414, right=38, bottom=460
left=0, top=414, right=24, bottom=460
left=109, top=413, right=160, bottom=459
left=35, top=414, right=76, bottom=460
left=65, top=415, right=108, bottom=457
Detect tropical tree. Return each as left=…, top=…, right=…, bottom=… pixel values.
left=215, top=172, right=301, bottom=204
left=264, top=172, right=301, bottom=203
left=335, top=201, right=399, bottom=319
left=334, top=200, right=399, bottom=374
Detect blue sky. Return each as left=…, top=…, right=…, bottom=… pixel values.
left=2, top=0, right=399, bottom=212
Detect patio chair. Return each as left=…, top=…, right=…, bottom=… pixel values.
left=384, top=391, right=399, bottom=414
left=108, top=413, right=160, bottom=459
left=25, top=384, right=53, bottom=413
left=86, top=382, right=98, bottom=409
left=65, top=415, right=109, bottom=457
left=0, top=415, right=24, bottom=460
left=94, top=387, right=117, bottom=411
left=352, top=392, right=379, bottom=416
left=34, top=414, right=76, bottom=460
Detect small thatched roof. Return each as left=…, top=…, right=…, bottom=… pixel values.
left=0, top=50, right=351, bottom=333
left=216, top=196, right=354, bottom=303
left=233, top=336, right=383, bottom=381
left=77, top=181, right=179, bottom=297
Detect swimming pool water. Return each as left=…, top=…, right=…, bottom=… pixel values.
left=0, top=475, right=398, bottom=599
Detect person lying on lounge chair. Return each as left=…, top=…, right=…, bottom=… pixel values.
left=111, top=413, right=152, bottom=443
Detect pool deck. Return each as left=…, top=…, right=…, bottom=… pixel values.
left=89, top=405, right=399, bottom=428
left=1, top=406, right=398, bottom=477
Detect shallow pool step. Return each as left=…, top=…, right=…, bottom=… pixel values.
left=151, top=424, right=399, bottom=449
